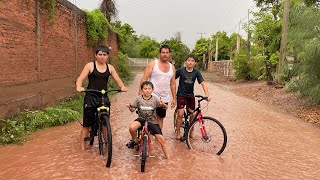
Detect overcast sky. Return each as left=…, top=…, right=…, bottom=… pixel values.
left=68, top=0, right=257, bottom=49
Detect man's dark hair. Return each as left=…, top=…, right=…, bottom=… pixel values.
left=185, top=54, right=197, bottom=61
left=95, top=45, right=110, bottom=55
left=159, top=44, right=171, bottom=53
left=140, top=81, right=154, bottom=89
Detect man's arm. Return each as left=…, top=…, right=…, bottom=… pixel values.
left=109, top=64, right=127, bottom=92
left=200, top=81, right=210, bottom=101
left=170, top=64, right=176, bottom=108
left=139, top=61, right=155, bottom=95
left=75, top=63, right=91, bottom=92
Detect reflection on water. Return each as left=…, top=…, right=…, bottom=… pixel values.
left=0, top=73, right=319, bottom=179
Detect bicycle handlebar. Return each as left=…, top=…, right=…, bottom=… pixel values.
left=195, top=95, right=208, bottom=102
left=83, top=89, right=122, bottom=95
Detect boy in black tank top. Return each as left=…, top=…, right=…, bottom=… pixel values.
left=76, top=45, right=128, bottom=150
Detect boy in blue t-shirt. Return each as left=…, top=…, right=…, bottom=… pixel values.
left=175, top=55, right=210, bottom=139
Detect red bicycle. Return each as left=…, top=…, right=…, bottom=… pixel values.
left=174, top=95, right=227, bottom=155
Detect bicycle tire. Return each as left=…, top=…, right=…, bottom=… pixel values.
left=173, top=108, right=178, bottom=132
left=97, top=122, right=104, bottom=156
left=89, top=123, right=96, bottom=146
left=141, top=135, right=147, bottom=172
left=186, top=116, right=227, bottom=155
left=101, top=114, right=112, bottom=168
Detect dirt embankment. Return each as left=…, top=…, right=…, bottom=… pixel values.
left=202, top=72, right=320, bottom=126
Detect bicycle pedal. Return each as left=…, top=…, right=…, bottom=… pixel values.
left=133, top=155, right=140, bottom=157
left=149, top=155, right=155, bottom=158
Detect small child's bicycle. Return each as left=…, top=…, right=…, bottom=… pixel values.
left=133, top=107, right=155, bottom=172
left=174, top=95, right=227, bottom=155
left=83, top=89, right=121, bottom=168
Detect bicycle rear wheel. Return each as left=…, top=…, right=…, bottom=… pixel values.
left=141, top=135, right=147, bottom=172
left=186, top=116, right=227, bottom=155
left=101, top=114, right=112, bottom=168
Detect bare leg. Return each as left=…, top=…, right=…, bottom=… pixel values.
left=155, top=134, right=170, bottom=159
left=80, top=127, right=89, bottom=150
left=157, top=116, right=164, bottom=130
left=175, top=108, right=184, bottom=139
left=129, top=121, right=141, bottom=143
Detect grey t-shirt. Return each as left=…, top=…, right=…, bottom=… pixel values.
left=131, top=95, right=161, bottom=124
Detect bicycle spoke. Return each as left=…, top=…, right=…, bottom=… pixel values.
left=187, top=117, right=227, bottom=155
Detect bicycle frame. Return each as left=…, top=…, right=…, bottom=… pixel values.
left=139, top=120, right=151, bottom=156
left=181, top=96, right=209, bottom=140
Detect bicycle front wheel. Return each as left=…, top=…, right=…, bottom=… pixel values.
left=186, top=116, right=227, bottom=155
left=141, top=135, right=147, bottom=172
left=101, top=114, right=112, bottom=168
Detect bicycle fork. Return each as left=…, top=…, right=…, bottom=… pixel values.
left=198, top=113, right=209, bottom=141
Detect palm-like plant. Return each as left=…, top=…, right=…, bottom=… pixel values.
left=100, top=0, right=117, bottom=21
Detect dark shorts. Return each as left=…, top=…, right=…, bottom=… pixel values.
left=156, top=103, right=168, bottom=118
left=135, top=118, right=162, bottom=135
left=177, top=96, right=195, bottom=110
left=83, top=94, right=110, bottom=127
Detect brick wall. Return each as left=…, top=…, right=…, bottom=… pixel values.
left=0, top=0, right=118, bottom=118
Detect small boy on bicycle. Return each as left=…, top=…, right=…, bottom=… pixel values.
left=175, top=55, right=210, bottom=140
left=126, top=81, right=170, bottom=159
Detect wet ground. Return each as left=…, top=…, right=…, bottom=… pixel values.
left=0, top=73, right=319, bottom=179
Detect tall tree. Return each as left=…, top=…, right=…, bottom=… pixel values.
left=100, top=0, right=117, bottom=21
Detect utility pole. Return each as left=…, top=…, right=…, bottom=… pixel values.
left=208, top=40, right=213, bottom=72
left=236, top=20, right=241, bottom=53
left=197, top=32, right=206, bottom=38
left=247, top=9, right=251, bottom=55
left=278, top=0, right=290, bottom=85
left=215, top=37, right=219, bottom=61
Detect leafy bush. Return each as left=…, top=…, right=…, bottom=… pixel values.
left=84, top=9, right=110, bottom=46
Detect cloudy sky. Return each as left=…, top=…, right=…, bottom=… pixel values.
left=68, top=0, right=257, bottom=49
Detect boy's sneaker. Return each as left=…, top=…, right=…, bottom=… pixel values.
left=126, top=140, right=138, bottom=149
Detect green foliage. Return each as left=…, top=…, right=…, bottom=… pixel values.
left=211, top=31, right=232, bottom=60
left=84, top=9, right=110, bottom=46
left=112, top=21, right=141, bottom=57
left=0, top=95, right=83, bottom=144
left=287, top=4, right=320, bottom=102
left=140, top=38, right=160, bottom=58
left=40, top=0, right=57, bottom=23
left=233, top=50, right=266, bottom=80
left=192, top=38, right=210, bottom=63
left=117, top=52, right=134, bottom=82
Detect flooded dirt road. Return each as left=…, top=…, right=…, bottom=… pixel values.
left=1, top=73, right=319, bottom=179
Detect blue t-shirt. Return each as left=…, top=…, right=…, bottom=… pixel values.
left=176, top=67, right=204, bottom=97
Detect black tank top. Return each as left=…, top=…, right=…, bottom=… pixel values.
left=87, top=61, right=110, bottom=92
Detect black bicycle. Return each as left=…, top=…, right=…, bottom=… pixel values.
left=173, top=95, right=227, bottom=155
left=83, top=89, right=121, bottom=168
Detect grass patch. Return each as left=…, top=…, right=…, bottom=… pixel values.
left=0, top=95, right=84, bottom=145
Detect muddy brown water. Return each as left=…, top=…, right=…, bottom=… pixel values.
left=1, top=73, right=319, bottom=179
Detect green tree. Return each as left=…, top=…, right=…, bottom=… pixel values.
left=211, top=31, right=232, bottom=60
left=192, top=38, right=210, bottom=69
left=140, top=37, right=160, bottom=58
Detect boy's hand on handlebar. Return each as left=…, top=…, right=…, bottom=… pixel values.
left=121, top=86, right=128, bottom=92
left=206, top=97, right=211, bottom=101
left=76, top=86, right=85, bottom=92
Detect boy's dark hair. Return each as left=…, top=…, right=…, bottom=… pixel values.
left=159, top=44, right=171, bottom=53
left=185, top=54, right=197, bottom=61
left=140, top=81, right=154, bottom=89
left=95, top=45, right=110, bottom=55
